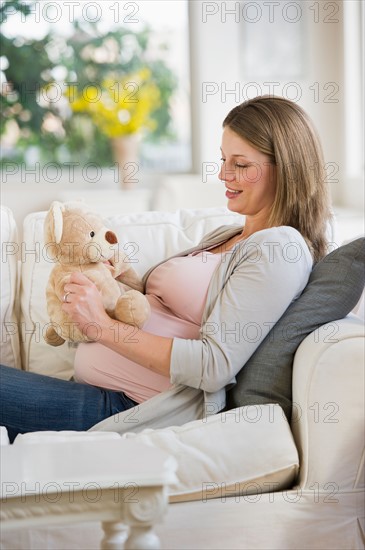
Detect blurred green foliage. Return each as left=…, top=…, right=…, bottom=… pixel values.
left=0, top=0, right=178, bottom=166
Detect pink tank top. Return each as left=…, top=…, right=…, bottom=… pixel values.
left=146, top=250, right=222, bottom=331
left=74, top=251, right=222, bottom=403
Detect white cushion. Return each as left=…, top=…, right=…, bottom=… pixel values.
left=10, top=404, right=299, bottom=504
left=122, top=404, right=299, bottom=502
left=20, top=207, right=243, bottom=379
left=0, top=426, right=10, bottom=446
left=13, top=430, right=121, bottom=445
left=0, top=205, right=21, bottom=369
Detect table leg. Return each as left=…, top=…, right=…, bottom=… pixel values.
left=123, top=487, right=167, bottom=550
left=101, top=521, right=128, bottom=550
left=124, top=526, right=160, bottom=550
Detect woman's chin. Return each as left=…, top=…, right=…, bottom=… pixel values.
left=226, top=201, right=244, bottom=215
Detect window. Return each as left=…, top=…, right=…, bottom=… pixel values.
left=0, top=0, right=191, bottom=179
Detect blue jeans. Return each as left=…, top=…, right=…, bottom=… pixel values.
left=0, top=365, right=137, bottom=443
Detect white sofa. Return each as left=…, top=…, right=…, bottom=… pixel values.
left=0, top=204, right=364, bottom=550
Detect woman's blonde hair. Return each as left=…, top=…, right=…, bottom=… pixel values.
left=223, top=95, right=331, bottom=262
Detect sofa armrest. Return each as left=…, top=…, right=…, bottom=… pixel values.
left=0, top=205, right=21, bottom=369
left=291, top=315, right=364, bottom=491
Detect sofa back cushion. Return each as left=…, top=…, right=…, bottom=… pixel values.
left=20, top=207, right=243, bottom=379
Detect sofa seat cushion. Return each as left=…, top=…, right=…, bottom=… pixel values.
left=0, top=206, right=21, bottom=369
left=9, top=402, right=298, bottom=503
left=121, top=403, right=299, bottom=503
left=227, top=237, right=365, bottom=421
left=12, top=430, right=121, bottom=445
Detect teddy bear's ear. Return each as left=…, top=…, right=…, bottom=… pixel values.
left=50, top=201, right=65, bottom=244
left=47, top=201, right=65, bottom=244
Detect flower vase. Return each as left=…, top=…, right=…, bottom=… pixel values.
left=111, top=134, right=141, bottom=190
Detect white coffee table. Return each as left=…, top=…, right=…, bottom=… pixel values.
left=0, top=438, right=177, bottom=549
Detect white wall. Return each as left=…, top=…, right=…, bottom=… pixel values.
left=188, top=0, right=364, bottom=210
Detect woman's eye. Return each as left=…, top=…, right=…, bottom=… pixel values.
left=235, top=163, right=248, bottom=169
left=220, top=158, right=226, bottom=163
left=90, top=231, right=95, bottom=238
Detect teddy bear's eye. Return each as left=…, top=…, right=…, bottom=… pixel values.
left=90, top=231, right=95, bottom=238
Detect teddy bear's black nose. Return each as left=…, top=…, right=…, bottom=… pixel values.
left=105, top=231, right=118, bottom=244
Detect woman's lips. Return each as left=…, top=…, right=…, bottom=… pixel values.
left=225, top=187, right=243, bottom=199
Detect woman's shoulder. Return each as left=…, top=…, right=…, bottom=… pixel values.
left=206, top=224, right=308, bottom=243
left=237, top=225, right=314, bottom=269
left=244, top=226, right=311, bottom=251
left=245, top=225, right=307, bottom=243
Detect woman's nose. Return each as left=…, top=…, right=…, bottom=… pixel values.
left=219, top=164, right=235, bottom=182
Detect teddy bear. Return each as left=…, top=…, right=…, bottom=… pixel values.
left=43, top=201, right=150, bottom=346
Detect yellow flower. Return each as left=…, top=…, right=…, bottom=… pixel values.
left=65, top=69, right=161, bottom=138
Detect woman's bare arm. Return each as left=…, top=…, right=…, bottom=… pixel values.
left=62, top=271, right=172, bottom=377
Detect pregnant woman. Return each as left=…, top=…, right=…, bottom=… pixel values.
left=0, top=95, right=330, bottom=442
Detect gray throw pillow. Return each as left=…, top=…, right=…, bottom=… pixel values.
left=226, top=237, right=365, bottom=422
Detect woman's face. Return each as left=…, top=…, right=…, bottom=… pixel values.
left=219, top=126, right=276, bottom=219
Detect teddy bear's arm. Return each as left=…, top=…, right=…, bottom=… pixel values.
left=109, top=251, right=144, bottom=292
left=115, top=266, right=144, bottom=293
left=52, top=274, right=72, bottom=301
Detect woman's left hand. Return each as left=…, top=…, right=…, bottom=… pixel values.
left=62, top=272, right=111, bottom=339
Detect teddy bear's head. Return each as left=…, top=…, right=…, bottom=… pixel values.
left=44, top=201, right=119, bottom=265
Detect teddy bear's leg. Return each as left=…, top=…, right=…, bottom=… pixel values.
left=114, top=291, right=150, bottom=329
left=44, top=326, right=66, bottom=347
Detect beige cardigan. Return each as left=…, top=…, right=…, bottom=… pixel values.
left=90, top=224, right=312, bottom=434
